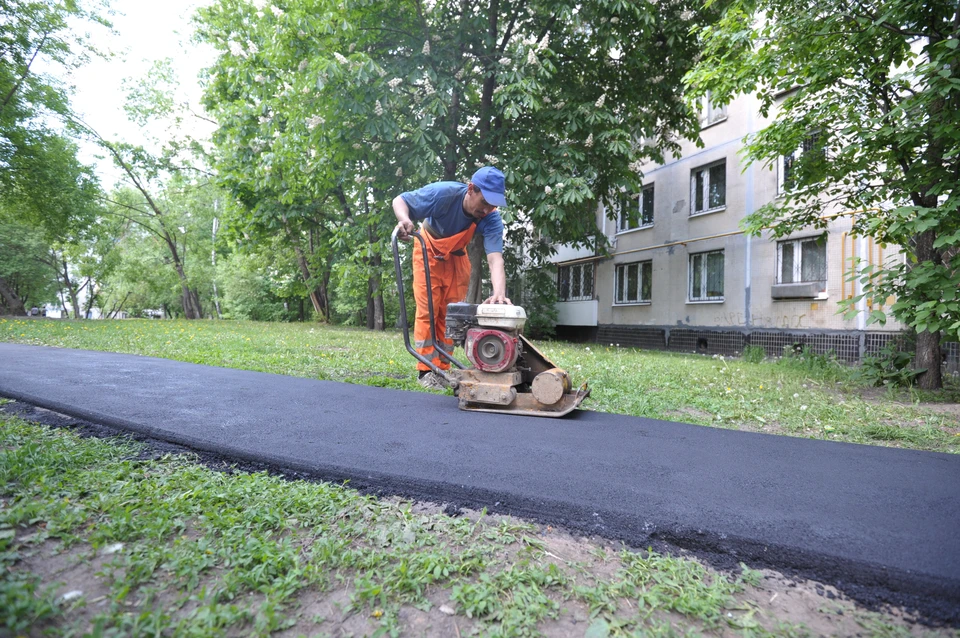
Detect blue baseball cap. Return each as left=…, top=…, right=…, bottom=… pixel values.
left=471, top=166, right=507, bottom=208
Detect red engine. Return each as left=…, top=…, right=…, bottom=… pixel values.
left=464, top=328, right=520, bottom=373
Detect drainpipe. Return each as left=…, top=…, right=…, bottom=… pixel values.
left=856, top=235, right=869, bottom=331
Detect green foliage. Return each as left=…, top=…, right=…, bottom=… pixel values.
left=857, top=342, right=925, bottom=388
left=0, top=221, right=59, bottom=312
left=741, top=345, right=766, bottom=364
left=196, top=0, right=717, bottom=328
left=776, top=346, right=846, bottom=382
left=217, top=250, right=305, bottom=322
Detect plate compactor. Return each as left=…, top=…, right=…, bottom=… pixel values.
left=392, top=228, right=590, bottom=417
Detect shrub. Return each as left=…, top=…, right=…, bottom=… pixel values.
left=857, top=343, right=925, bottom=388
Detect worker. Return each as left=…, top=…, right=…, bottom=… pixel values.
left=392, top=166, right=511, bottom=390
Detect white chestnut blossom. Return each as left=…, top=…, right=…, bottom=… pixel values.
left=306, top=115, right=324, bottom=130
left=585, top=133, right=594, bottom=148
left=595, top=93, right=606, bottom=108
left=499, top=57, right=511, bottom=65
left=422, top=40, right=431, bottom=55
left=396, top=167, right=403, bottom=177
left=334, top=52, right=348, bottom=64
left=298, top=59, right=309, bottom=72
left=680, top=9, right=694, bottom=19
left=388, top=77, right=402, bottom=88
left=374, top=100, right=383, bottom=116
left=544, top=185, right=553, bottom=194
left=252, top=0, right=267, bottom=8
left=254, top=74, right=266, bottom=83
left=229, top=42, right=244, bottom=57
left=270, top=5, right=283, bottom=17
left=527, top=49, right=538, bottom=65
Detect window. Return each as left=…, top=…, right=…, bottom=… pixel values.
left=779, top=133, right=824, bottom=193
left=689, top=250, right=724, bottom=301
left=700, top=90, right=727, bottom=126
left=691, top=160, right=726, bottom=216
left=616, top=184, right=654, bottom=232
left=615, top=261, right=652, bottom=304
left=558, top=262, right=594, bottom=302
left=777, top=237, right=826, bottom=289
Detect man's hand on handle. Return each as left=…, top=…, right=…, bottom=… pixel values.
left=395, top=220, right=415, bottom=242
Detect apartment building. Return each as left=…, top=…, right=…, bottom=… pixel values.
left=551, top=93, right=909, bottom=362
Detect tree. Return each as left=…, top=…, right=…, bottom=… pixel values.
left=73, top=60, right=220, bottom=320
left=685, top=0, right=960, bottom=389
left=0, top=0, right=108, bottom=314
left=197, top=0, right=713, bottom=329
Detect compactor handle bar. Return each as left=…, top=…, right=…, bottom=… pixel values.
left=391, top=226, right=466, bottom=380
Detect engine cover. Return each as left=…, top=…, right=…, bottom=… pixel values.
left=465, top=328, right=519, bottom=373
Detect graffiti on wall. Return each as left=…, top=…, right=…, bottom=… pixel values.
left=714, top=311, right=808, bottom=329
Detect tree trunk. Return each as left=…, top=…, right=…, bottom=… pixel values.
left=912, top=229, right=943, bottom=389
left=0, top=275, right=26, bottom=315
left=465, top=233, right=485, bottom=303
left=366, top=256, right=385, bottom=331
left=282, top=218, right=327, bottom=320
left=59, top=257, right=82, bottom=319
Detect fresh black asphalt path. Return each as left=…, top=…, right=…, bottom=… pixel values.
left=1, top=343, right=958, bottom=623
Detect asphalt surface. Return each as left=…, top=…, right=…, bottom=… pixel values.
left=1, top=343, right=959, bottom=623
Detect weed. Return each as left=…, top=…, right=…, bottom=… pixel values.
left=857, top=343, right=925, bottom=388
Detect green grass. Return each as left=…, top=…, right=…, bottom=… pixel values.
left=2, top=317, right=958, bottom=453
left=0, top=415, right=808, bottom=637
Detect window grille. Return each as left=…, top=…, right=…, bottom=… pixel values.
left=558, top=262, right=595, bottom=301
left=691, top=160, right=726, bottom=215
left=616, top=184, right=654, bottom=232
left=689, top=250, right=724, bottom=301
left=614, top=260, right=652, bottom=304
left=778, top=237, right=827, bottom=289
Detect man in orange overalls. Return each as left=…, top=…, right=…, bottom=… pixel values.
left=392, top=166, right=512, bottom=389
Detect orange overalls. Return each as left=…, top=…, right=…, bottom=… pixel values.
left=412, top=223, right=476, bottom=372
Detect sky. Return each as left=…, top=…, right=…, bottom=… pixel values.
left=68, top=0, right=217, bottom=186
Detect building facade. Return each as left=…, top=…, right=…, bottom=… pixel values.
left=551, top=93, right=913, bottom=363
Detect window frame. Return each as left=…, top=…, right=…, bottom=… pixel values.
left=613, top=260, right=653, bottom=305
left=776, top=236, right=827, bottom=290
left=690, top=160, right=727, bottom=217
left=688, top=249, right=725, bottom=302
left=557, top=261, right=595, bottom=302
left=700, top=90, right=728, bottom=127
left=616, top=184, right=655, bottom=234
left=778, top=132, right=824, bottom=193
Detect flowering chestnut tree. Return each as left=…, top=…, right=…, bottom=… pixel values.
left=197, top=0, right=712, bottom=327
